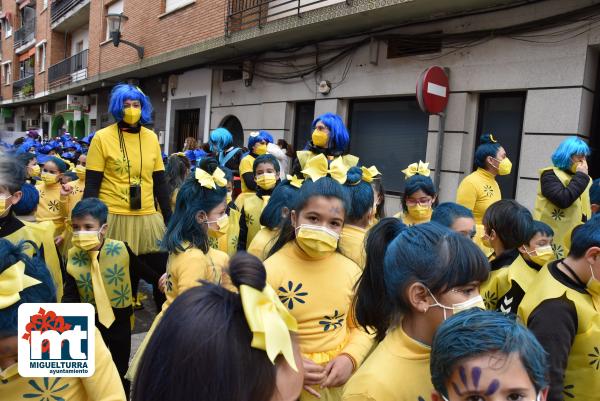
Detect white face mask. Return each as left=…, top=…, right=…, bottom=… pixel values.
left=427, top=288, right=485, bottom=320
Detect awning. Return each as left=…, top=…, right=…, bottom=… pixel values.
left=18, top=47, right=36, bottom=61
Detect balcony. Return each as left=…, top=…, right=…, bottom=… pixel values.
left=51, top=0, right=90, bottom=32
left=13, top=75, right=34, bottom=100
left=14, top=20, right=35, bottom=53
left=48, top=49, right=88, bottom=90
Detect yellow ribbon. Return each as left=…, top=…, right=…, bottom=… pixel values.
left=240, top=284, right=298, bottom=371
left=402, top=160, right=430, bottom=179
left=195, top=167, right=227, bottom=189
left=89, top=251, right=115, bottom=328
left=489, top=134, right=497, bottom=143
left=301, top=154, right=348, bottom=184
left=0, top=261, right=41, bottom=309
left=360, top=166, right=381, bottom=183
left=286, top=174, right=304, bottom=189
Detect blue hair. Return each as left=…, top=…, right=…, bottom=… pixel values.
left=431, top=309, right=548, bottom=398
left=13, top=183, right=39, bottom=215
left=209, top=128, right=234, bottom=153
left=528, top=220, right=554, bottom=242
left=221, top=166, right=234, bottom=182
left=259, top=181, right=300, bottom=229
left=247, top=130, right=273, bottom=151
left=591, top=178, right=600, bottom=205
left=431, top=202, right=474, bottom=228
left=402, top=175, right=436, bottom=211
left=551, top=136, right=590, bottom=171
left=163, top=168, right=227, bottom=254
left=46, top=156, right=68, bottom=173
left=474, top=134, right=502, bottom=168
left=344, top=167, right=374, bottom=222
left=0, top=239, right=56, bottom=337
left=569, top=213, right=600, bottom=258
left=311, top=113, right=349, bottom=153
left=108, top=83, right=153, bottom=124
left=71, top=198, right=109, bottom=225
left=253, top=154, right=280, bottom=174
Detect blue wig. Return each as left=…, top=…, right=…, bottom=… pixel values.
left=247, top=130, right=273, bottom=151
left=402, top=175, right=436, bottom=211
left=13, top=183, right=39, bottom=216
left=591, top=178, right=600, bottom=205
left=474, top=133, right=502, bottom=168
left=260, top=181, right=300, bottom=229
left=72, top=198, right=109, bottom=225
left=253, top=154, right=280, bottom=174
left=344, top=167, right=374, bottom=222
left=528, top=220, right=554, bottom=242
left=209, top=128, right=234, bottom=153
left=431, top=202, right=474, bottom=228
left=163, top=170, right=227, bottom=254
left=108, top=83, right=153, bottom=124
left=311, top=113, right=349, bottom=153
left=0, top=239, right=56, bottom=337
left=46, top=156, right=68, bottom=173
left=431, top=309, right=548, bottom=398
left=569, top=213, right=600, bottom=258
left=551, top=136, right=590, bottom=171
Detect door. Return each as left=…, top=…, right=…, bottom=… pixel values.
left=174, top=109, right=200, bottom=152
left=293, top=101, right=315, bottom=150
left=219, top=115, right=244, bottom=148
left=475, top=93, right=526, bottom=199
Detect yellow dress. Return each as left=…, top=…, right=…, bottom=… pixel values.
left=235, top=154, right=256, bottom=209
left=264, top=242, right=374, bottom=401
left=342, top=325, right=433, bottom=401
left=35, top=181, right=67, bottom=237
left=247, top=227, right=279, bottom=261
left=0, top=329, right=126, bottom=401
left=534, top=167, right=592, bottom=259
left=456, top=168, right=501, bottom=255
left=339, top=225, right=367, bottom=268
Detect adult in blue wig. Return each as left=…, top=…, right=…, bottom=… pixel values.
left=534, top=136, right=591, bottom=258
left=83, top=83, right=171, bottom=307
left=292, top=112, right=359, bottom=177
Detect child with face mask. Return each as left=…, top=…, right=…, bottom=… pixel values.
left=430, top=309, right=549, bottom=401
left=61, top=197, right=160, bottom=393
left=342, top=221, right=490, bottom=401
left=479, top=200, right=534, bottom=312
left=238, top=154, right=281, bottom=251
left=34, top=156, right=70, bottom=239
left=236, top=130, right=274, bottom=208
left=395, top=161, right=437, bottom=226
left=57, top=153, right=88, bottom=253
left=519, top=214, right=600, bottom=401
left=264, top=165, right=374, bottom=401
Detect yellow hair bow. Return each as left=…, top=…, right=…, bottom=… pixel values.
left=301, top=154, right=348, bottom=184
left=402, top=161, right=430, bottom=179
left=240, top=284, right=298, bottom=371
left=361, top=166, right=381, bottom=183
left=286, top=174, right=304, bottom=189
left=489, top=134, right=497, bottom=143
left=195, top=167, right=227, bottom=189
left=0, top=261, right=41, bottom=309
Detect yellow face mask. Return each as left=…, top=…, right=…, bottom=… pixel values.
left=208, top=214, right=229, bottom=238
left=492, top=157, right=512, bottom=176
left=72, top=230, right=102, bottom=251
left=41, top=172, right=58, bottom=185
left=29, top=164, right=41, bottom=177
left=407, top=204, right=432, bottom=221
left=75, top=165, right=86, bottom=181
left=254, top=143, right=267, bottom=155
left=312, top=129, right=329, bottom=148
left=527, top=245, right=555, bottom=266
left=123, top=107, right=142, bottom=125
left=295, top=224, right=339, bottom=259
left=256, top=173, right=277, bottom=190
left=481, top=233, right=492, bottom=249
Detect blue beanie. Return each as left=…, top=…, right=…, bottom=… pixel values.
left=12, top=183, right=39, bottom=215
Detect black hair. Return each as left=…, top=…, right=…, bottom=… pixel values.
left=528, top=220, right=554, bottom=242
left=569, top=213, right=600, bottom=258
left=71, top=198, right=109, bottom=225
left=253, top=154, right=280, bottom=174
left=166, top=154, right=191, bottom=200
left=482, top=200, right=533, bottom=250
left=132, top=252, right=281, bottom=401
left=371, top=177, right=386, bottom=219
left=259, top=181, right=300, bottom=229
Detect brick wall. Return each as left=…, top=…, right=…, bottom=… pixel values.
left=34, top=0, right=50, bottom=95
left=1, top=0, right=16, bottom=101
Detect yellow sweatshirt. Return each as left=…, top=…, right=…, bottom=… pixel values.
left=35, top=181, right=67, bottom=236
left=339, top=225, right=367, bottom=268
left=342, top=325, right=433, bottom=401
left=247, top=227, right=279, bottom=261
left=0, top=329, right=126, bottom=401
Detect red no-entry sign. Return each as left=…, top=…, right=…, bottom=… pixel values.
left=416, top=66, right=449, bottom=114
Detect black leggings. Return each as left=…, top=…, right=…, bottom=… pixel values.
left=97, top=317, right=131, bottom=396
left=134, top=252, right=168, bottom=311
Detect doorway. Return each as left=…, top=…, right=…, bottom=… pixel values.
left=293, top=101, right=315, bottom=150
left=174, top=109, right=200, bottom=152
left=219, top=115, right=244, bottom=148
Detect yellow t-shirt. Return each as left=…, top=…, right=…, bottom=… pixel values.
left=342, top=325, right=432, bottom=401
left=239, top=154, right=256, bottom=193
left=456, top=168, right=501, bottom=225
left=64, top=178, right=86, bottom=218
left=86, top=124, right=165, bottom=215
left=35, top=181, right=67, bottom=236
left=0, top=328, right=126, bottom=401
left=247, top=227, right=279, bottom=261
left=264, top=242, right=373, bottom=365
left=339, top=225, right=367, bottom=268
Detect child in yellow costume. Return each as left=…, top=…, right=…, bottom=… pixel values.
left=264, top=166, right=374, bottom=401
left=238, top=154, right=281, bottom=250
left=127, top=163, right=230, bottom=382
left=35, top=156, right=70, bottom=238
left=394, top=161, right=437, bottom=226
left=0, top=238, right=126, bottom=401
left=236, top=130, right=273, bottom=208
left=207, top=162, right=241, bottom=256
left=59, top=153, right=87, bottom=255
left=343, top=220, right=489, bottom=401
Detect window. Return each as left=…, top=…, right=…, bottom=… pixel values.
left=19, top=57, right=34, bottom=79
left=105, top=0, right=124, bottom=41
left=3, top=62, right=12, bottom=85
left=165, top=0, right=194, bottom=14
left=475, top=93, right=526, bottom=198
left=4, top=19, right=12, bottom=38
left=293, top=101, right=315, bottom=150
left=349, top=98, right=429, bottom=193
left=43, top=0, right=48, bottom=9
left=36, top=42, right=46, bottom=73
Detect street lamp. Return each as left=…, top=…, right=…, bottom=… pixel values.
left=106, top=13, right=144, bottom=59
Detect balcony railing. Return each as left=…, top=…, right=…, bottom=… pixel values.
left=51, top=0, right=87, bottom=24
left=13, top=75, right=34, bottom=99
left=226, top=0, right=348, bottom=35
left=48, top=49, right=88, bottom=89
left=14, top=20, right=35, bottom=49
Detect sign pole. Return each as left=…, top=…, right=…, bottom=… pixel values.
left=434, top=112, right=445, bottom=192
